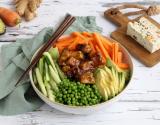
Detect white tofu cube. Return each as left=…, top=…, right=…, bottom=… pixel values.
left=127, top=17, right=160, bottom=53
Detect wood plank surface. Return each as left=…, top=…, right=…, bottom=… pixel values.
left=0, top=0, right=160, bottom=125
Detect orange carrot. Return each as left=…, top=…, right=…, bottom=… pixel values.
left=118, top=63, right=129, bottom=69
left=111, top=43, right=115, bottom=62
left=71, top=32, right=86, bottom=40
left=100, top=36, right=112, bottom=46
left=82, top=32, right=92, bottom=37
left=117, top=51, right=123, bottom=64
left=93, top=33, right=109, bottom=59
left=102, top=40, right=111, bottom=56
left=114, top=42, right=119, bottom=64
left=0, top=7, right=21, bottom=27
left=54, top=36, right=76, bottom=48
left=111, top=42, right=119, bottom=63
left=68, top=37, right=80, bottom=50
left=88, top=40, right=96, bottom=53
left=57, top=36, right=74, bottom=42
left=95, top=45, right=106, bottom=63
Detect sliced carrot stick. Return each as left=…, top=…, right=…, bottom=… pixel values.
left=82, top=32, right=92, bottom=37
left=111, top=43, right=115, bottom=62
left=93, top=33, right=109, bottom=59
left=118, top=63, right=129, bottom=69
left=88, top=39, right=96, bottom=53
left=57, top=36, right=72, bottom=42
left=100, top=36, right=112, bottom=46
left=102, top=40, right=111, bottom=56
left=68, top=37, right=80, bottom=50
left=117, top=51, right=123, bottom=64
left=114, top=42, right=119, bottom=64
left=71, top=32, right=85, bottom=40
left=95, top=45, right=106, bottom=63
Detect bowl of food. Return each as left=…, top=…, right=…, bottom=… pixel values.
left=29, top=32, right=133, bottom=114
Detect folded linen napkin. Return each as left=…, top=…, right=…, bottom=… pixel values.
left=0, top=16, right=102, bottom=115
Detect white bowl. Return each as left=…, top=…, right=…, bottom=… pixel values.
left=29, top=36, right=133, bottom=114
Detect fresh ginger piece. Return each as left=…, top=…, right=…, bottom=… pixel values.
left=13, top=0, right=42, bottom=21
left=24, top=8, right=36, bottom=21
left=15, top=0, right=28, bottom=16
left=28, top=0, right=37, bottom=12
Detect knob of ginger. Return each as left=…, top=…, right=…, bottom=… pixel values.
left=13, top=0, right=42, bottom=21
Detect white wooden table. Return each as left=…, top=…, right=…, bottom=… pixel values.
left=1, top=0, right=160, bottom=125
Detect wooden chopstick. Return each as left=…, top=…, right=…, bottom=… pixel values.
left=15, top=14, right=76, bottom=86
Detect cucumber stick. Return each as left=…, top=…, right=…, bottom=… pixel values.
left=49, top=47, right=59, bottom=60
left=45, top=81, right=55, bottom=102
left=35, top=68, right=47, bottom=96
left=49, top=65, right=61, bottom=84
left=43, top=52, right=58, bottom=74
left=44, top=62, right=50, bottom=82
left=55, top=63, right=66, bottom=80
left=38, top=57, right=44, bottom=75
left=49, top=78, right=59, bottom=92
left=32, top=69, right=38, bottom=84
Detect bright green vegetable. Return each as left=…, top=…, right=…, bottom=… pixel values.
left=49, top=78, right=59, bottom=92
left=32, top=69, right=37, bottom=84
left=49, top=65, right=61, bottom=84
left=35, top=68, right=47, bottom=96
left=95, top=71, right=108, bottom=101
left=118, top=72, right=125, bottom=92
left=55, top=62, right=66, bottom=80
left=94, top=61, right=130, bottom=100
left=44, top=62, right=50, bottom=82
left=45, top=81, right=55, bottom=102
left=38, top=57, right=44, bottom=76
left=56, top=78, right=102, bottom=106
left=43, top=52, right=58, bottom=74
left=49, top=47, right=59, bottom=60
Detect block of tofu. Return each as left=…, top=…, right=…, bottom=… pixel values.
left=127, top=17, right=160, bottom=53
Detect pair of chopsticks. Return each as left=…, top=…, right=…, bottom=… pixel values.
left=15, top=14, right=76, bottom=86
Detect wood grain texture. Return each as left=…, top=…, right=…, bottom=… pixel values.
left=0, top=0, right=160, bottom=125
left=104, top=8, right=160, bottom=67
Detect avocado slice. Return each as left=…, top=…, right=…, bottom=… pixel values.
left=0, top=19, right=6, bottom=35
left=110, top=67, right=119, bottom=95
left=99, top=76, right=112, bottom=99
left=118, top=72, right=126, bottom=92
left=98, top=69, right=116, bottom=99
left=95, top=71, right=108, bottom=101
left=96, top=79, right=108, bottom=101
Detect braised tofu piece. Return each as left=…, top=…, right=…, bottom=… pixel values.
left=71, top=51, right=84, bottom=60
left=80, top=71, right=95, bottom=84
left=91, top=53, right=103, bottom=66
left=59, top=49, right=71, bottom=65
left=76, top=44, right=92, bottom=53
left=80, top=61, right=94, bottom=71
left=66, top=57, right=80, bottom=67
left=62, top=65, right=71, bottom=72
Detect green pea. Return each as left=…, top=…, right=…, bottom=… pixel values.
left=63, top=95, right=66, bottom=99
left=70, top=94, right=74, bottom=98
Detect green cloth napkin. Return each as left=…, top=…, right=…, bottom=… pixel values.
left=0, top=16, right=102, bottom=115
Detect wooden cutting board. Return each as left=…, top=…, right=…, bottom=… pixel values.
left=104, top=8, right=160, bottom=67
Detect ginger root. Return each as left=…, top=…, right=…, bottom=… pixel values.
left=13, top=0, right=42, bottom=21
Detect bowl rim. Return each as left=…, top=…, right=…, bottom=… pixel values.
left=29, top=35, right=134, bottom=109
